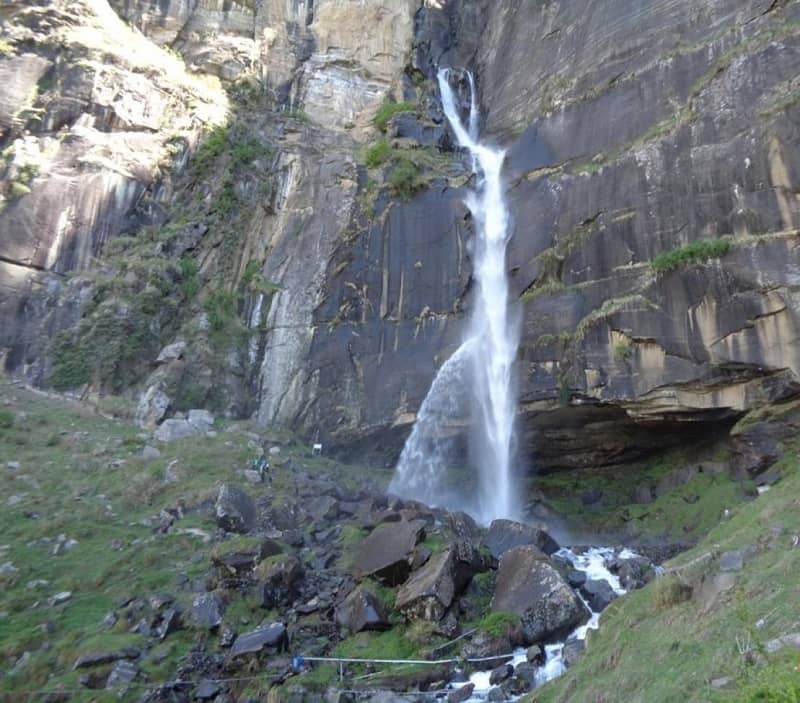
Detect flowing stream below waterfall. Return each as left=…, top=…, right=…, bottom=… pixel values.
left=450, top=546, right=642, bottom=701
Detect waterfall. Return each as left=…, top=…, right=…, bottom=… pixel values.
left=390, top=69, right=520, bottom=524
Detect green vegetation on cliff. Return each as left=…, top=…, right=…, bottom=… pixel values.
left=651, top=237, right=733, bottom=273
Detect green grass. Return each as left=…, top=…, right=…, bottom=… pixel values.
left=365, top=138, right=393, bottom=168
left=0, top=381, right=384, bottom=700
left=478, top=612, right=521, bottom=639
left=527, top=445, right=800, bottom=703
left=374, top=100, right=417, bottom=132
left=651, top=237, right=732, bottom=273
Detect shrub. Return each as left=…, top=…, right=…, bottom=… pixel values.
left=192, top=125, right=229, bottom=178
left=178, top=257, right=200, bottom=299
left=365, top=139, right=392, bottom=168
left=374, top=100, right=416, bottom=132
left=651, top=237, right=732, bottom=273
left=653, top=574, right=692, bottom=611
left=388, top=156, right=423, bottom=200
left=204, top=289, right=239, bottom=333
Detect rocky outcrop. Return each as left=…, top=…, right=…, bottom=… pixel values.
left=0, top=0, right=226, bottom=382
left=4, top=0, right=800, bottom=478
left=279, top=0, right=800, bottom=471
left=492, top=545, right=589, bottom=644
left=351, top=519, right=426, bottom=586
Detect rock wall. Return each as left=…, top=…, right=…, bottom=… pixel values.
left=0, top=0, right=227, bottom=380
left=270, top=0, right=800, bottom=468
left=3, top=0, right=800, bottom=473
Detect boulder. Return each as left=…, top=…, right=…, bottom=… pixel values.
left=257, top=556, right=305, bottom=609
left=447, top=683, right=475, bottom=703
left=446, top=511, right=481, bottom=544
left=187, top=409, right=214, bottom=432
left=396, top=541, right=483, bottom=621
left=351, top=519, right=426, bottom=586
left=308, top=496, right=340, bottom=522
left=483, top=520, right=559, bottom=559
left=211, top=537, right=281, bottom=572
left=154, top=418, right=195, bottom=442
left=489, top=663, right=513, bottom=685
left=190, top=593, right=223, bottom=630
left=135, top=385, right=170, bottom=429
left=215, top=484, right=257, bottom=534
left=230, top=623, right=288, bottom=658
left=335, top=586, right=390, bottom=633
left=526, top=644, right=544, bottom=664
left=514, top=662, right=538, bottom=687
left=492, top=545, right=589, bottom=643
left=155, top=341, right=187, bottom=364
left=580, top=579, right=617, bottom=612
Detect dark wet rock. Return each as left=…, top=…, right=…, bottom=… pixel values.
left=526, top=644, right=544, bottom=665
left=487, top=687, right=507, bottom=702
left=502, top=675, right=531, bottom=696
left=190, top=594, right=223, bottom=630
left=563, top=639, right=585, bottom=668
left=566, top=570, right=586, bottom=588
left=489, top=663, right=513, bottom=686
left=215, top=485, right=256, bottom=534
left=483, top=520, right=559, bottom=559
left=396, top=542, right=484, bottom=621
left=447, top=683, right=475, bottom=703
left=335, top=586, right=390, bottom=633
left=351, top=519, right=426, bottom=586
left=610, top=556, right=653, bottom=591
left=230, top=623, right=288, bottom=658
left=580, top=579, right=617, bottom=612
left=492, top=545, right=589, bottom=644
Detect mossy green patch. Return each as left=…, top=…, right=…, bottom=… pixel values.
left=651, top=237, right=733, bottom=273
left=374, top=100, right=417, bottom=132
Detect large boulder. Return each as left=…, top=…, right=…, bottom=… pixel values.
left=256, top=555, right=305, bottom=609
left=492, top=545, right=588, bottom=643
left=230, top=623, right=288, bottom=658
left=351, top=519, right=426, bottom=586
left=215, top=484, right=257, bottom=534
left=335, top=586, right=390, bottom=633
left=483, top=520, right=560, bottom=559
left=396, top=541, right=484, bottom=621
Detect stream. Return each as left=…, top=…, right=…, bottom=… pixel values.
left=452, top=546, right=641, bottom=701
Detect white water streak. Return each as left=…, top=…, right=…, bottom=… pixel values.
left=390, top=69, right=519, bottom=524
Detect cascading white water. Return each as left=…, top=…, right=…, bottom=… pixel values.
left=390, top=68, right=519, bottom=524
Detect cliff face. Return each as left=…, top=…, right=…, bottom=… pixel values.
left=2, top=0, right=800, bottom=472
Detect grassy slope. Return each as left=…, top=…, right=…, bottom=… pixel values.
left=0, top=381, right=390, bottom=700
left=528, top=446, right=800, bottom=703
